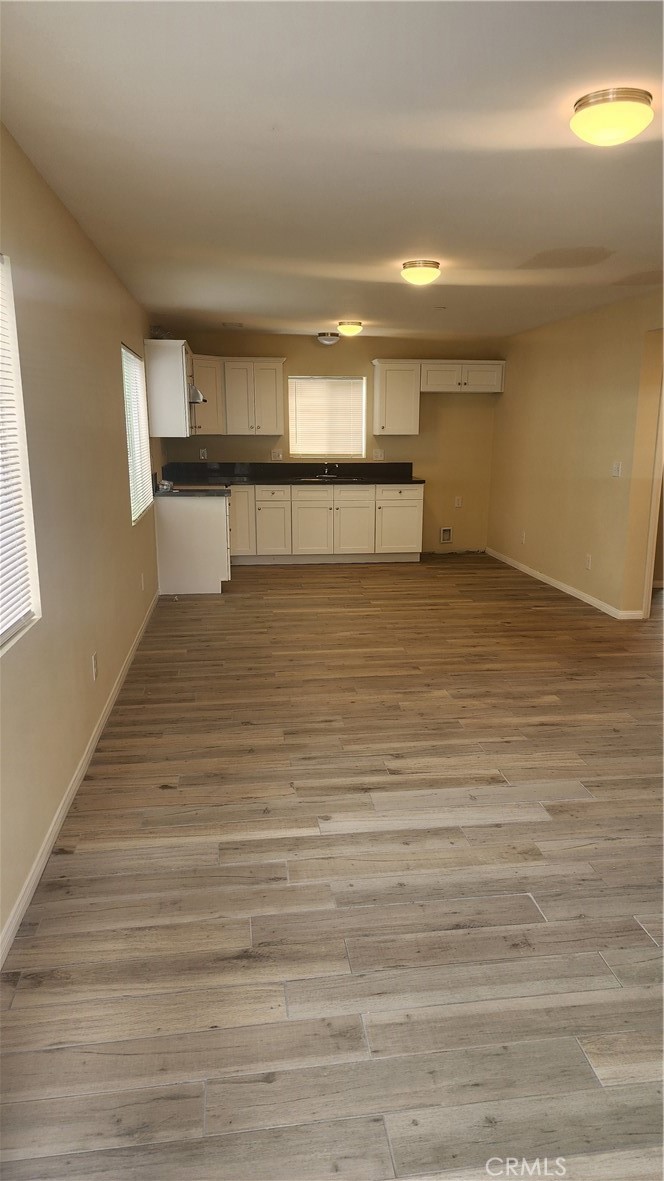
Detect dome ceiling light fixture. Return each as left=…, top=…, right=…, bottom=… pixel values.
left=570, top=87, right=654, bottom=146
left=316, top=331, right=340, bottom=346
left=337, top=321, right=363, bottom=336
left=401, top=260, right=441, bottom=286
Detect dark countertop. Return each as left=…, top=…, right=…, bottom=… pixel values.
left=155, top=488, right=231, bottom=498
left=162, top=461, right=424, bottom=487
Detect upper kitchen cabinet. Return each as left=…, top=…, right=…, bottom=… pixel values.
left=372, top=361, right=420, bottom=435
left=145, top=339, right=196, bottom=437
left=421, top=360, right=505, bottom=394
left=223, top=359, right=285, bottom=436
left=192, top=355, right=225, bottom=434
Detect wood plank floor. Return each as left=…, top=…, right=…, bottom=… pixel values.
left=1, top=555, right=662, bottom=1180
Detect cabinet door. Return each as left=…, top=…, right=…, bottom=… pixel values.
left=145, top=339, right=191, bottom=437
left=373, top=363, right=420, bottom=435
left=420, top=362, right=463, bottom=393
left=229, top=486, right=256, bottom=556
left=254, top=362, right=284, bottom=436
left=256, top=502, right=292, bottom=555
left=333, top=503, right=375, bottom=554
left=375, top=501, right=423, bottom=553
left=193, top=357, right=225, bottom=434
left=292, top=502, right=334, bottom=554
left=224, top=361, right=255, bottom=434
left=461, top=361, right=505, bottom=393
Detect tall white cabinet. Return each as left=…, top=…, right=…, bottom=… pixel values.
left=145, top=339, right=196, bottom=437
left=372, top=361, right=420, bottom=435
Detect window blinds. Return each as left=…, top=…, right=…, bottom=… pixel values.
left=0, top=254, right=40, bottom=648
left=288, top=377, right=366, bottom=457
left=121, top=345, right=153, bottom=524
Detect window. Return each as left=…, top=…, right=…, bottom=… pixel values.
left=288, top=377, right=366, bottom=457
left=120, top=345, right=153, bottom=523
left=0, top=254, right=40, bottom=649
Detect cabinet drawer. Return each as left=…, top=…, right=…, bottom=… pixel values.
left=290, top=485, right=334, bottom=503
left=375, top=485, right=423, bottom=501
left=255, top=485, right=291, bottom=502
left=333, top=485, right=376, bottom=503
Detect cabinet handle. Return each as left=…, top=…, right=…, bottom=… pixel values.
left=463, top=381, right=467, bottom=386
left=381, top=426, right=385, bottom=430
left=335, top=507, right=339, bottom=511
left=378, top=506, right=382, bottom=510
left=257, top=507, right=262, bottom=511
left=398, top=490, right=402, bottom=495
left=256, top=425, right=261, bottom=430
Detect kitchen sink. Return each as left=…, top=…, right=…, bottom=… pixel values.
left=293, top=475, right=366, bottom=483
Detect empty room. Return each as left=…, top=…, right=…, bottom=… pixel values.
left=0, top=2, right=662, bottom=1179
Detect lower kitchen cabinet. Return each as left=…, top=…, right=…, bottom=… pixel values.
left=231, top=481, right=423, bottom=562
left=292, top=501, right=334, bottom=554
left=228, top=485, right=256, bottom=556
left=256, top=486, right=292, bottom=555
left=375, top=485, right=424, bottom=554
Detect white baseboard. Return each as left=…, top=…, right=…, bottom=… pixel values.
left=485, top=548, right=644, bottom=620
left=0, top=593, right=159, bottom=965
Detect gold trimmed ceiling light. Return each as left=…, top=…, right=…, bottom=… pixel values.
left=337, top=321, right=363, bottom=336
left=570, top=88, right=654, bottom=146
left=401, top=260, right=441, bottom=286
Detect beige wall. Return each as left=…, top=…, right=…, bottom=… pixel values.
left=0, top=129, right=158, bottom=935
left=166, top=330, right=505, bottom=553
left=487, top=293, right=662, bottom=614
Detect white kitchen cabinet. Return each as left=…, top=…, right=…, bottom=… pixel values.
left=420, top=362, right=463, bottom=393
left=155, top=495, right=230, bottom=592
left=145, top=339, right=195, bottom=437
left=372, top=361, right=420, bottom=435
left=192, top=356, right=225, bottom=434
left=228, top=485, right=256, bottom=556
left=375, top=485, right=424, bottom=554
left=421, top=360, right=505, bottom=393
left=292, top=500, right=334, bottom=554
left=333, top=485, right=376, bottom=554
left=255, top=485, right=291, bottom=554
left=223, top=359, right=285, bottom=435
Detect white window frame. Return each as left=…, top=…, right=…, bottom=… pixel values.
left=0, top=254, right=41, bottom=653
left=120, top=344, right=153, bottom=525
left=288, top=376, right=366, bottom=458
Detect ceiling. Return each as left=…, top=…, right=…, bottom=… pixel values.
left=1, top=1, right=662, bottom=341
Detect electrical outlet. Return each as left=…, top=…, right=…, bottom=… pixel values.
left=521, top=531, right=526, bottom=545
left=199, top=448, right=207, bottom=461
left=440, top=527, right=452, bottom=543
left=91, top=652, right=98, bottom=682
left=372, top=448, right=384, bottom=461
left=454, top=496, right=463, bottom=508
left=611, top=460, right=622, bottom=478
left=585, top=553, right=592, bottom=570
left=271, top=448, right=283, bottom=461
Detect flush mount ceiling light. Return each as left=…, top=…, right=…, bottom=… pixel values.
left=401, top=260, right=441, bottom=286
left=337, top=321, right=363, bottom=336
left=317, top=331, right=340, bottom=346
left=570, top=88, right=654, bottom=146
